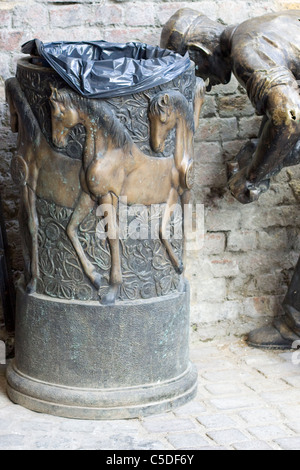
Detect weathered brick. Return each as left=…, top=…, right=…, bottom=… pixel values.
left=13, top=4, right=48, bottom=29
left=93, top=4, right=123, bottom=25
left=242, top=295, right=284, bottom=318
left=195, top=162, right=227, bottom=188
left=253, top=273, right=287, bottom=296
left=203, top=232, right=226, bottom=255
left=222, top=139, right=248, bottom=162
left=0, top=30, right=24, bottom=52
left=218, top=94, right=254, bottom=118
left=209, top=256, right=240, bottom=278
left=257, top=228, right=288, bottom=251
left=196, top=118, right=220, bottom=142
left=194, top=141, right=222, bottom=163
left=239, top=115, right=263, bottom=139
left=209, top=76, right=239, bottom=95
left=205, top=208, right=241, bottom=232
left=124, top=4, right=155, bottom=26
left=220, top=117, right=239, bottom=142
left=0, top=6, right=12, bottom=29
left=240, top=205, right=300, bottom=230
left=200, top=95, right=218, bottom=118
left=104, top=27, right=158, bottom=45
left=226, top=274, right=255, bottom=300
left=191, top=300, right=241, bottom=324
left=216, top=1, right=255, bottom=25
left=49, top=4, right=90, bottom=28
left=227, top=230, right=257, bottom=252
left=196, top=277, right=226, bottom=302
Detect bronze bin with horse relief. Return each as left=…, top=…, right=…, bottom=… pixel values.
left=5, top=40, right=204, bottom=419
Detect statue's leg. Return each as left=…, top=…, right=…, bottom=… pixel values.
left=160, top=187, right=183, bottom=273
left=66, top=191, right=102, bottom=289
left=247, top=256, right=300, bottom=350
left=100, top=192, right=122, bottom=306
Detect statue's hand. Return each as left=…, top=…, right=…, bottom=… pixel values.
left=228, top=167, right=269, bottom=204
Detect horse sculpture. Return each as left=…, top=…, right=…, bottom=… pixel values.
left=50, top=78, right=205, bottom=305
left=5, top=78, right=81, bottom=294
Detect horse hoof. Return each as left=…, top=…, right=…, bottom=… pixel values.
left=101, top=285, right=119, bottom=306
left=92, top=272, right=102, bottom=290
left=101, top=294, right=115, bottom=306
left=26, top=280, right=36, bottom=294
left=175, top=263, right=184, bottom=275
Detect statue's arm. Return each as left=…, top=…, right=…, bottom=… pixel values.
left=246, top=79, right=300, bottom=183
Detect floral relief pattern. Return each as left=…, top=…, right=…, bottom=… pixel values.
left=36, top=198, right=183, bottom=302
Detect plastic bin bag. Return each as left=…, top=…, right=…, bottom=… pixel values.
left=21, top=39, right=191, bottom=98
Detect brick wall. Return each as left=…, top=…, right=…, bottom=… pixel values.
left=0, top=0, right=299, bottom=341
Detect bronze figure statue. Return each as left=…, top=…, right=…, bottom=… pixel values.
left=49, top=79, right=205, bottom=305
left=161, top=8, right=300, bottom=349
left=161, top=8, right=300, bottom=202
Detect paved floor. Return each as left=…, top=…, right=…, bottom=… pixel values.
left=1, top=338, right=300, bottom=450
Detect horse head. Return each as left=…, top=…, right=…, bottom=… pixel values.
left=49, top=86, right=79, bottom=148
left=149, top=92, right=178, bottom=153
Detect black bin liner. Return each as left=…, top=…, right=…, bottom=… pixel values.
left=22, top=39, right=191, bottom=99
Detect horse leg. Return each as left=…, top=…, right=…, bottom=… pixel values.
left=100, top=192, right=122, bottom=305
left=23, top=185, right=39, bottom=294
left=18, top=199, right=31, bottom=286
left=180, top=189, right=191, bottom=269
left=159, top=187, right=183, bottom=274
left=66, top=191, right=102, bottom=289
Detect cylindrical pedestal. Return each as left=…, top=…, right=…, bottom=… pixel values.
left=7, top=280, right=197, bottom=419
left=5, top=48, right=200, bottom=419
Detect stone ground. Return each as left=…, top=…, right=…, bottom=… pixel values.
left=1, top=338, right=300, bottom=451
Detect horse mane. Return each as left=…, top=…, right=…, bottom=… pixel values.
left=149, top=90, right=195, bottom=132
left=54, top=88, right=133, bottom=151
left=5, top=78, right=40, bottom=143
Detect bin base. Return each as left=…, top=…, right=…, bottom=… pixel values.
left=6, top=280, right=197, bottom=419
left=6, top=362, right=197, bottom=420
